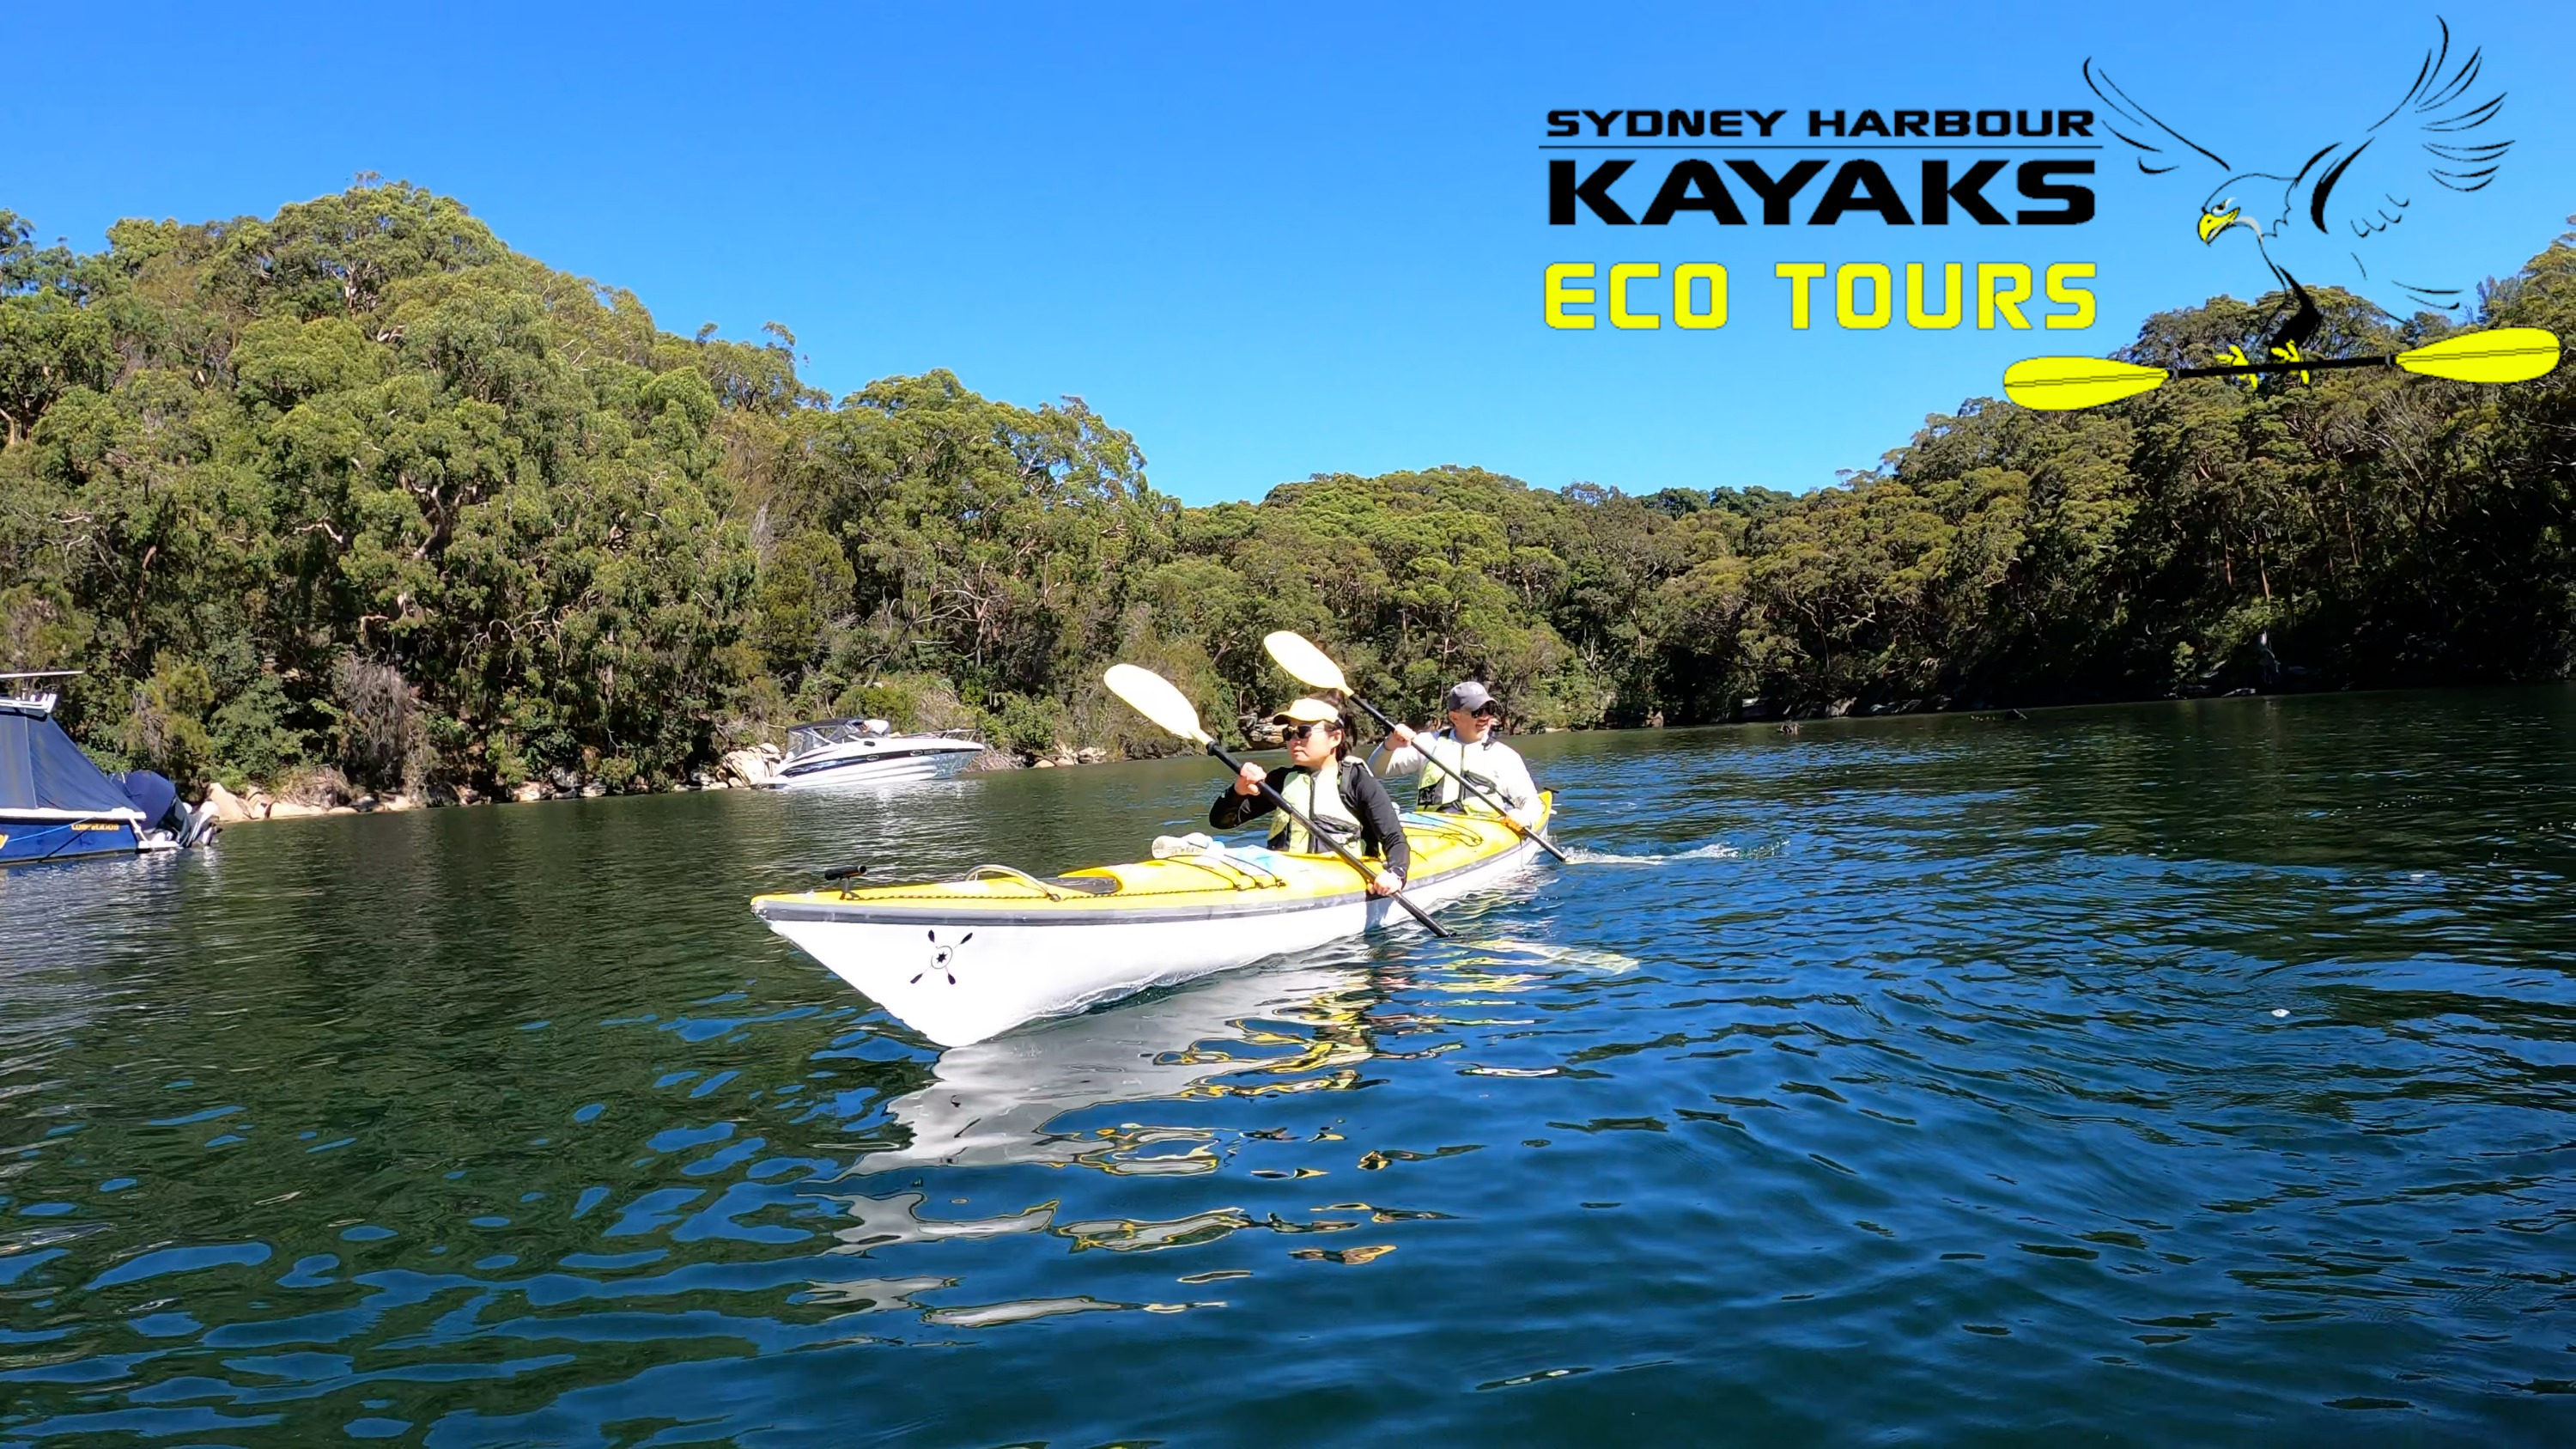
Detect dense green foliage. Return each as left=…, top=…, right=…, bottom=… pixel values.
left=4, top=184, right=2572, bottom=796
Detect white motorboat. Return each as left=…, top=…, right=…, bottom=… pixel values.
left=757, top=717, right=988, bottom=791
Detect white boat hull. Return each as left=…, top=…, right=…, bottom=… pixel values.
left=761, top=746, right=982, bottom=791
left=763, top=828, right=1545, bottom=1047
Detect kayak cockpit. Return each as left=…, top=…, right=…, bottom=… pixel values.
left=963, top=863, right=1122, bottom=898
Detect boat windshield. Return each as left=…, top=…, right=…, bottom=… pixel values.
left=786, top=720, right=899, bottom=756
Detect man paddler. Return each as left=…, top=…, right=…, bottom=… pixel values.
left=1384, top=680, right=1543, bottom=829
left=1209, top=697, right=1412, bottom=897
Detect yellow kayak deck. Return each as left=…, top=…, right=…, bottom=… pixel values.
left=755, top=796, right=1551, bottom=919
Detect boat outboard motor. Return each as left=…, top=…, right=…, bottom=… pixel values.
left=178, top=800, right=221, bottom=846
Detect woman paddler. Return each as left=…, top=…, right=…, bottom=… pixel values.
left=1208, top=697, right=1412, bottom=898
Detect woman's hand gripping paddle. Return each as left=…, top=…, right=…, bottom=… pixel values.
left=1103, top=664, right=1451, bottom=936
left=1261, top=631, right=1571, bottom=864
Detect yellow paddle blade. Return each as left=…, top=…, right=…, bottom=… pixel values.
left=2393, top=327, right=2561, bottom=384
left=1262, top=630, right=1349, bottom=693
left=2003, top=356, right=2172, bottom=411
left=1103, top=663, right=1212, bottom=746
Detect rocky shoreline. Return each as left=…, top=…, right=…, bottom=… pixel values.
left=194, top=740, right=1124, bottom=826
left=196, top=718, right=1627, bottom=826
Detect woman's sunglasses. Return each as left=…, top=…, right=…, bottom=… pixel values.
left=1283, top=721, right=1340, bottom=742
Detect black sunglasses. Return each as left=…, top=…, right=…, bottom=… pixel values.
left=1283, top=721, right=1340, bottom=742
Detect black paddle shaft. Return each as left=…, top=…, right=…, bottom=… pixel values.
left=2173, top=354, right=2395, bottom=380
left=1205, top=742, right=1451, bottom=938
left=1341, top=696, right=1570, bottom=863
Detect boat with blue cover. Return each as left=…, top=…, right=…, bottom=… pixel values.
left=0, top=673, right=216, bottom=868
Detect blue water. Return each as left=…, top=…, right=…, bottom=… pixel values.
left=2, top=690, right=2572, bottom=1444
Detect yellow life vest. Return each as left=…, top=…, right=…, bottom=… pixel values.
left=1417, top=733, right=1508, bottom=813
left=1273, top=758, right=1363, bottom=854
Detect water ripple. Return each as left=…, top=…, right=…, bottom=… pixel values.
left=2, top=690, right=2573, bottom=1442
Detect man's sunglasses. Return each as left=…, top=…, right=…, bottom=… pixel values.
left=1283, top=721, right=1340, bottom=742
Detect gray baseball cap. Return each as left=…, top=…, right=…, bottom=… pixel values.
left=1443, top=680, right=1497, bottom=713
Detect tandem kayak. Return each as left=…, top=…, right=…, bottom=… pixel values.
left=752, top=796, right=1552, bottom=1046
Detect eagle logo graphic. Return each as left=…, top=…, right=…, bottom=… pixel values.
left=911, top=928, right=972, bottom=986
left=2085, top=16, right=2512, bottom=383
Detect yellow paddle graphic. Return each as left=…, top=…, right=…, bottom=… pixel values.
left=2004, top=327, right=2561, bottom=411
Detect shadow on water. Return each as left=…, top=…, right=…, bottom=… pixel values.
left=3, top=688, right=2573, bottom=1444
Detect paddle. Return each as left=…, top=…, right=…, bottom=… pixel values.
left=1261, top=630, right=1570, bottom=864
left=1103, top=663, right=1451, bottom=937
left=2003, top=326, right=2561, bottom=411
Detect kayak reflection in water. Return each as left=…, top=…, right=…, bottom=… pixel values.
left=848, top=959, right=1377, bottom=1175
left=1383, top=679, right=1545, bottom=829
left=1209, top=697, right=1412, bottom=898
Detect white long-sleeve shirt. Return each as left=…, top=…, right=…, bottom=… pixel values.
left=1381, top=729, right=1544, bottom=828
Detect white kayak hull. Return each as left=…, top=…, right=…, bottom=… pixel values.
left=762, top=825, right=1545, bottom=1047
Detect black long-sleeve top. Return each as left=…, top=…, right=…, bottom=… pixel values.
left=1207, top=759, right=1412, bottom=879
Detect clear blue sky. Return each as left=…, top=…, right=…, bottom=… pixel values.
left=6, top=2, right=2569, bottom=504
